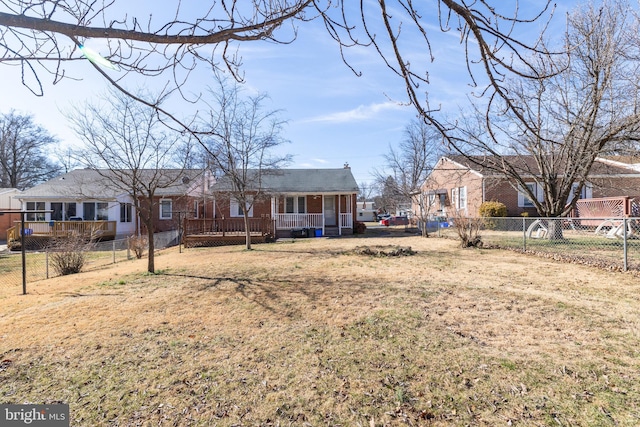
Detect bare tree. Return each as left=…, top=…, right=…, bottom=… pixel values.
left=0, top=1, right=555, bottom=143
left=447, top=1, right=640, bottom=223
left=374, top=119, right=442, bottom=217
left=357, top=181, right=374, bottom=203
left=0, top=1, right=313, bottom=94
left=67, top=87, right=192, bottom=273
left=199, top=77, right=290, bottom=250
left=0, top=110, right=60, bottom=189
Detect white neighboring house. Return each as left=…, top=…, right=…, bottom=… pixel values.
left=0, top=188, right=22, bottom=241
left=356, top=200, right=377, bottom=221
left=14, top=168, right=209, bottom=243
left=17, top=170, right=138, bottom=238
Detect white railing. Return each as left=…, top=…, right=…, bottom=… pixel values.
left=340, top=213, right=353, bottom=229
left=275, top=213, right=323, bottom=229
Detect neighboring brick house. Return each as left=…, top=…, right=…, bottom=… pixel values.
left=413, top=155, right=640, bottom=218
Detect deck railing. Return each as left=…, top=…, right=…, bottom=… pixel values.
left=9, top=220, right=117, bottom=242
left=184, top=217, right=275, bottom=236
left=573, top=197, right=640, bottom=226
left=274, top=213, right=323, bottom=229
left=339, top=213, right=353, bottom=229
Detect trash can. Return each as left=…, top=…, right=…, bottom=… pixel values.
left=290, top=228, right=306, bottom=238
left=314, top=229, right=322, bottom=237
left=306, top=228, right=316, bottom=238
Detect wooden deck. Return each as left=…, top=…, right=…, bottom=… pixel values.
left=183, top=217, right=276, bottom=247
left=7, top=220, right=117, bottom=250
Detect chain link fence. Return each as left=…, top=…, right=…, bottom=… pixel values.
left=421, top=217, right=640, bottom=271
left=0, top=230, right=179, bottom=289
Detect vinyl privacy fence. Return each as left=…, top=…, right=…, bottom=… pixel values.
left=421, top=217, right=640, bottom=272
left=0, top=230, right=179, bottom=289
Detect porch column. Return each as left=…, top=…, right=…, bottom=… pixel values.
left=338, top=194, right=342, bottom=236
left=321, top=196, right=325, bottom=236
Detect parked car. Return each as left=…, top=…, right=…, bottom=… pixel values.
left=381, top=216, right=409, bottom=226
left=377, top=213, right=391, bottom=221
left=390, top=216, right=409, bottom=225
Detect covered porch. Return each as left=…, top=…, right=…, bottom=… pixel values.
left=272, top=193, right=355, bottom=237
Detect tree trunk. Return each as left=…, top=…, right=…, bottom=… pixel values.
left=243, top=211, right=252, bottom=250
left=147, top=226, right=156, bottom=273
left=545, top=218, right=564, bottom=240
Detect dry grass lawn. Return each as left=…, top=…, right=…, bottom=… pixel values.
left=1, top=228, right=640, bottom=426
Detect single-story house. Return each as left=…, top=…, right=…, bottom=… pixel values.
left=12, top=168, right=209, bottom=243
left=413, top=155, right=640, bottom=218
left=209, top=167, right=359, bottom=238
left=0, top=188, right=21, bottom=241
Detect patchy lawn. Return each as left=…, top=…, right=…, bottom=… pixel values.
left=1, top=230, right=640, bottom=426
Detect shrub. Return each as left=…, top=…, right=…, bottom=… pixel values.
left=48, top=236, right=89, bottom=276
left=354, top=221, right=367, bottom=234
left=128, top=235, right=148, bottom=259
left=450, top=211, right=483, bottom=248
left=479, top=201, right=507, bottom=217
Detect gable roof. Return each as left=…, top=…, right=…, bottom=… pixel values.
left=443, top=155, right=640, bottom=177
left=213, top=168, right=359, bottom=194
left=19, top=169, right=204, bottom=199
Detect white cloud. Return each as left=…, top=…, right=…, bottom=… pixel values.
left=304, top=101, right=405, bottom=124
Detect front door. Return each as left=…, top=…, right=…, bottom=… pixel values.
left=324, top=196, right=337, bottom=226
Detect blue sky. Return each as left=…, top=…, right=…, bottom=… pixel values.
left=0, top=1, right=572, bottom=186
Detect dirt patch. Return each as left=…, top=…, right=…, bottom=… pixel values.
left=351, top=245, right=415, bottom=256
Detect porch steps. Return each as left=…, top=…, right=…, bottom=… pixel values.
left=323, top=226, right=340, bottom=237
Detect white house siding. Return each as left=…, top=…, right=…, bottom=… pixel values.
left=18, top=195, right=137, bottom=238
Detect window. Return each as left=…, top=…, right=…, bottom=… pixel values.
left=451, top=186, right=467, bottom=210
left=96, top=203, right=109, bottom=220
left=160, top=199, right=172, bottom=220
left=569, top=182, right=592, bottom=202
left=518, top=183, right=539, bottom=208
left=84, top=202, right=95, bottom=220
left=194, top=201, right=199, bottom=219
left=285, top=196, right=294, bottom=213
left=428, top=193, right=436, bottom=208
left=120, top=203, right=133, bottom=223
left=82, top=202, right=110, bottom=220
left=51, top=202, right=63, bottom=221
left=66, top=203, right=77, bottom=219
left=458, top=187, right=467, bottom=210
left=285, top=196, right=306, bottom=214
left=26, top=202, right=45, bottom=221
left=230, top=196, right=253, bottom=217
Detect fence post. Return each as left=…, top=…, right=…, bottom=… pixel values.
left=623, top=218, right=628, bottom=271
left=46, top=249, right=49, bottom=279
left=127, top=236, right=131, bottom=260
left=113, top=240, right=116, bottom=264
left=523, top=217, right=527, bottom=251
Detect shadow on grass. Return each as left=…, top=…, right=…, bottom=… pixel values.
left=162, top=271, right=370, bottom=316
